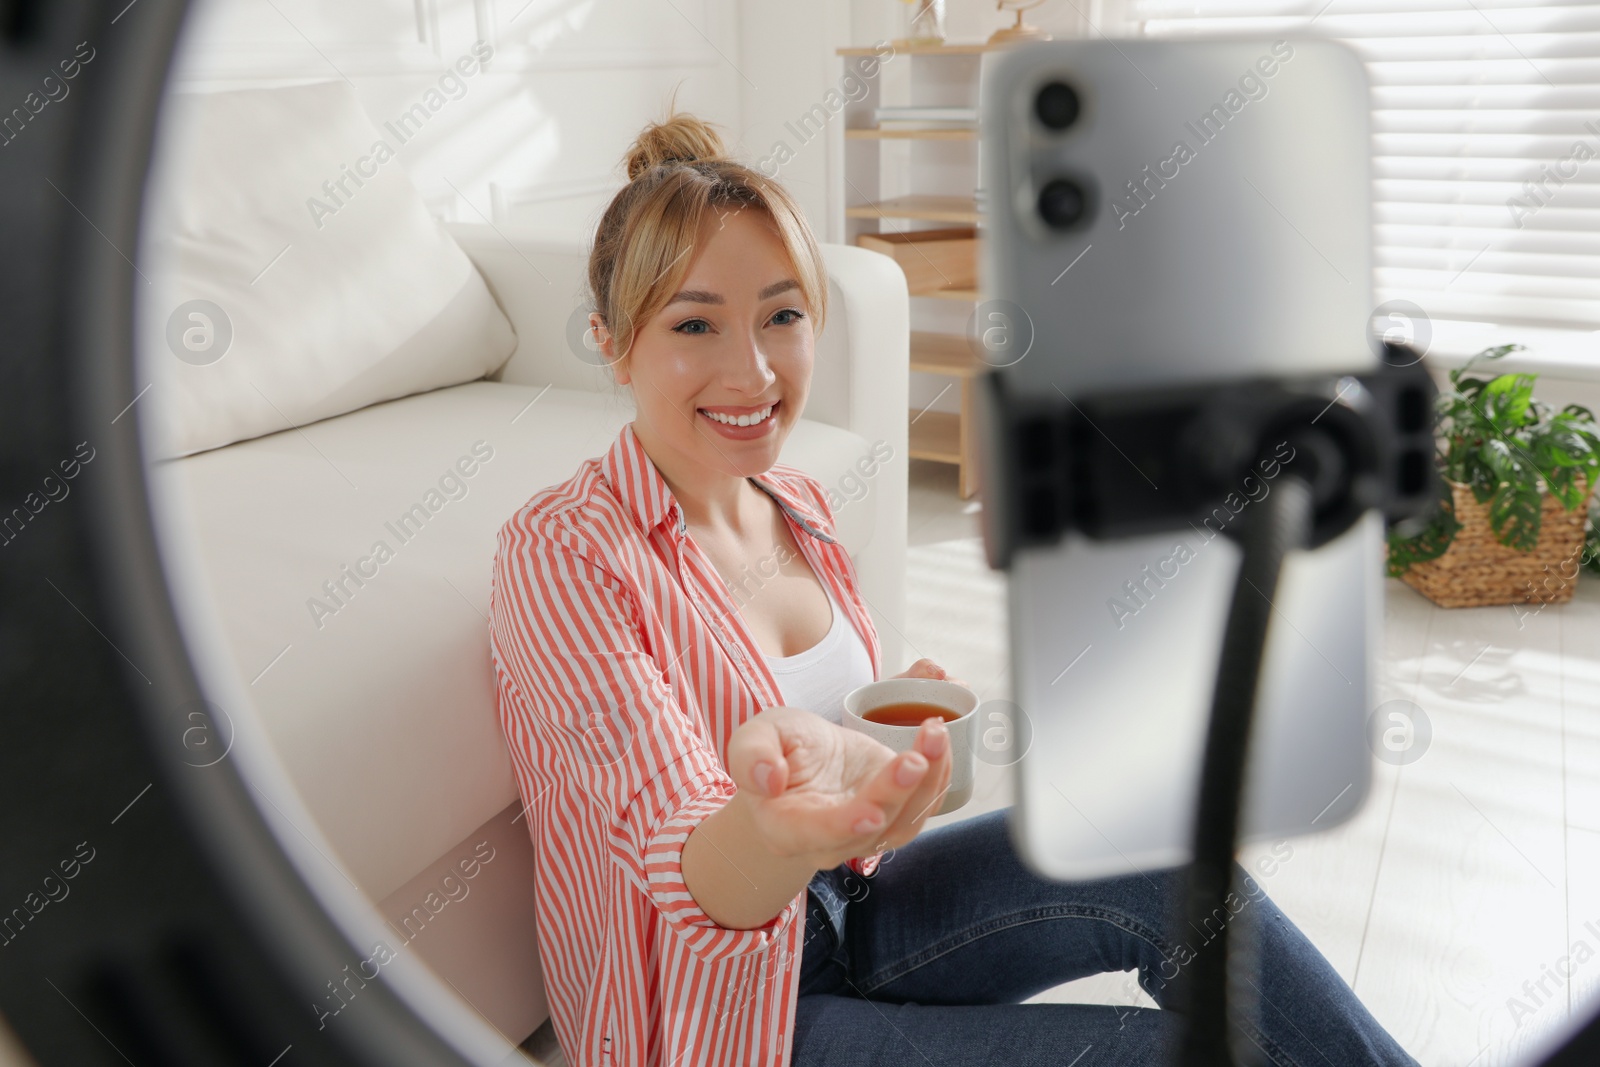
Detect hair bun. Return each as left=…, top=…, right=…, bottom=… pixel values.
left=624, top=110, right=729, bottom=182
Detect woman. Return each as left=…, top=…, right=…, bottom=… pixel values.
left=489, top=108, right=1418, bottom=1067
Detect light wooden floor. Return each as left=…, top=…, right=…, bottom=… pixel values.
left=902, top=459, right=1600, bottom=1067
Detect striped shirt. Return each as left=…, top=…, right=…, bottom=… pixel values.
left=489, top=422, right=886, bottom=1067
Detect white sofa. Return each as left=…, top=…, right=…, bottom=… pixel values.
left=159, top=224, right=910, bottom=1047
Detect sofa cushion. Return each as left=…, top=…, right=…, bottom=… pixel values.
left=163, top=380, right=879, bottom=900
left=140, top=81, right=516, bottom=459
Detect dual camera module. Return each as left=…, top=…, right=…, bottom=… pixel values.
left=1032, top=79, right=1092, bottom=232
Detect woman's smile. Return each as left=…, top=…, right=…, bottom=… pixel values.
left=696, top=398, right=780, bottom=438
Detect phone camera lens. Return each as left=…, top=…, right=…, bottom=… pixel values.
left=1038, top=178, right=1088, bottom=229
left=1035, top=81, right=1080, bottom=131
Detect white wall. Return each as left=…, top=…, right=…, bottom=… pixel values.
left=168, top=0, right=748, bottom=245
left=165, top=0, right=1101, bottom=248
left=732, top=0, right=853, bottom=236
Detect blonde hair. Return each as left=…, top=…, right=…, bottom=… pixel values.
left=589, top=92, right=828, bottom=369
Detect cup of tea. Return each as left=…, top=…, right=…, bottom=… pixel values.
left=841, top=678, right=979, bottom=816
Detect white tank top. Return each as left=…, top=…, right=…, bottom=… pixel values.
left=763, top=583, right=875, bottom=725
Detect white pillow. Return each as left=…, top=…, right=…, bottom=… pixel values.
left=140, top=81, right=517, bottom=458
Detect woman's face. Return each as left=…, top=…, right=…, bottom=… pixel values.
left=602, top=206, right=814, bottom=482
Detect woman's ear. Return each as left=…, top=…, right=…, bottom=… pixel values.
left=590, top=311, right=629, bottom=385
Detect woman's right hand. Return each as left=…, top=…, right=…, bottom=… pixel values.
left=724, top=705, right=953, bottom=870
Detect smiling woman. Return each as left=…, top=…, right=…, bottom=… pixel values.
left=486, top=99, right=959, bottom=1066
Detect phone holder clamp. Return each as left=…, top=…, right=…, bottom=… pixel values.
left=976, top=344, right=1440, bottom=570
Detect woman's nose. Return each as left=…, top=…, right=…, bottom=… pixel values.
left=724, top=332, right=777, bottom=394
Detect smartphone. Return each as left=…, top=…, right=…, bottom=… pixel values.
left=978, top=38, right=1381, bottom=880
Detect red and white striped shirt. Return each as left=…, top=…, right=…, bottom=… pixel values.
left=490, top=422, right=886, bottom=1067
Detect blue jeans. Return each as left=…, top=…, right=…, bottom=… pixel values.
left=792, top=808, right=1417, bottom=1066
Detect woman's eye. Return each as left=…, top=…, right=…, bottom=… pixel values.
left=672, top=310, right=803, bottom=333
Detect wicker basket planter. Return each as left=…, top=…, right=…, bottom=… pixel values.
left=1397, top=479, right=1593, bottom=608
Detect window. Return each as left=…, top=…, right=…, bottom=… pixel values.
left=1111, top=1, right=1600, bottom=357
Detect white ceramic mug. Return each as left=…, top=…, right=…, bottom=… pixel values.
left=841, top=678, right=979, bottom=816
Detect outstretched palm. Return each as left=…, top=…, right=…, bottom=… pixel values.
left=726, top=704, right=952, bottom=869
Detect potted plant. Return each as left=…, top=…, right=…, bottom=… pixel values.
left=1387, top=344, right=1600, bottom=608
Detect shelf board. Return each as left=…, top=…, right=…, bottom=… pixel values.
left=910, top=332, right=986, bottom=377
left=846, top=195, right=980, bottom=224
left=914, top=285, right=980, bottom=301
left=908, top=409, right=962, bottom=464
left=837, top=41, right=992, bottom=56
left=846, top=126, right=976, bottom=141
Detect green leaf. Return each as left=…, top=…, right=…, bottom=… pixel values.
left=1489, top=481, right=1543, bottom=552
left=1465, top=451, right=1498, bottom=504
left=1545, top=467, right=1583, bottom=512
left=1538, top=419, right=1591, bottom=459
left=1535, top=417, right=1600, bottom=510
left=1456, top=377, right=1492, bottom=404
left=1449, top=344, right=1523, bottom=387
left=1479, top=373, right=1538, bottom=431
left=1474, top=439, right=1542, bottom=549
left=1387, top=478, right=1460, bottom=577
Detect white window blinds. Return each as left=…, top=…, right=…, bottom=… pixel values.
left=1120, top=1, right=1600, bottom=338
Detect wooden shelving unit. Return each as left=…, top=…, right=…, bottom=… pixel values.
left=924, top=287, right=981, bottom=302
left=844, top=127, right=977, bottom=141
left=909, top=410, right=963, bottom=465
left=909, top=329, right=986, bottom=377
left=835, top=41, right=999, bottom=497
left=845, top=195, right=981, bottom=224
left=907, top=331, right=985, bottom=496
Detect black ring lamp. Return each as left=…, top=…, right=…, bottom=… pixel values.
left=1, top=1, right=528, bottom=1063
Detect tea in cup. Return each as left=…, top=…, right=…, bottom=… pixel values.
left=841, top=678, right=978, bottom=816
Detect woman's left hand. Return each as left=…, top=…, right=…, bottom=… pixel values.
left=893, top=658, right=966, bottom=688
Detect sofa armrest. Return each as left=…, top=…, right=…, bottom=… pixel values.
left=447, top=222, right=911, bottom=670
left=808, top=243, right=910, bottom=671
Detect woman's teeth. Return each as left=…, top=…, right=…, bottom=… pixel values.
left=701, top=405, right=774, bottom=427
